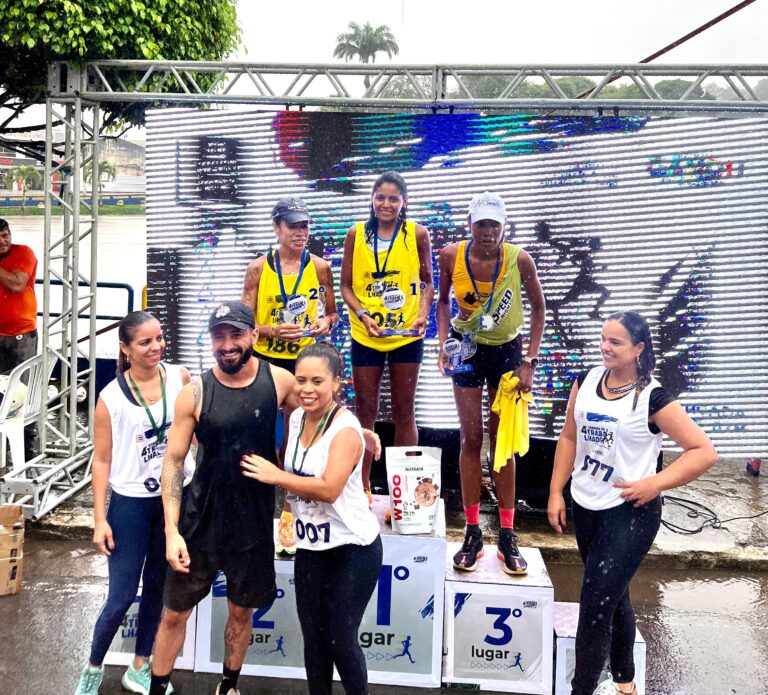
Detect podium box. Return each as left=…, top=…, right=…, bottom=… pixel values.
left=554, top=601, right=646, bottom=695
left=442, top=545, right=554, bottom=694
left=194, top=495, right=445, bottom=687
left=104, top=589, right=196, bottom=670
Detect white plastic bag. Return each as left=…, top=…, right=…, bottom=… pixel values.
left=386, top=446, right=441, bottom=534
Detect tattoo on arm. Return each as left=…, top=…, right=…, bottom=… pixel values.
left=191, top=378, right=202, bottom=411
left=161, top=452, right=185, bottom=530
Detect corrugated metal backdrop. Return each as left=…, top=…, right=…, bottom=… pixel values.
left=146, top=110, right=768, bottom=457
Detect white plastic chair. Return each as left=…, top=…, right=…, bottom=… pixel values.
left=0, top=353, right=53, bottom=469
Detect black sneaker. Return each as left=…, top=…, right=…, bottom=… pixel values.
left=497, top=530, right=528, bottom=575
left=453, top=528, right=484, bottom=571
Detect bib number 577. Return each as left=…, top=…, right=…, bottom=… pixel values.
left=581, top=455, right=614, bottom=482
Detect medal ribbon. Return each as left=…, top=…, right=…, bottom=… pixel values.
left=372, top=220, right=402, bottom=280
left=129, top=369, right=168, bottom=444
left=291, top=404, right=340, bottom=474
left=464, top=240, right=502, bottom=315
left=274, top=248, right=309, bottom=307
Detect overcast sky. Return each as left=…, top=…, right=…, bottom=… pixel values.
left=236, top=0, right=767, bottom=64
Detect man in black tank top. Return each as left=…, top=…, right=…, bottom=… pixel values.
left=147, top=302, right=298, bottom=695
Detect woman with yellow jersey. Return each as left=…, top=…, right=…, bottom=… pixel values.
left=242, top=197, right=339, bottom=556
left=242, top=197, right=338, bottom=372
left=437, top=192, right=545, bottom=576
left=340, top=172, right=434, bottom=496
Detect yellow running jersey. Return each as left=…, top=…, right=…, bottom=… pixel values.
left=350, top=220, right=422, bottom=351
left=253, top=251, right=320, bottom=360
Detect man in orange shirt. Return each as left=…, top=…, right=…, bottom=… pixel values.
left=0, top=218, right=38, bottom=373
left=0, top=218, right=39, bottom=463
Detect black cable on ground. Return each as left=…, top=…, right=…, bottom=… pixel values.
left=661, top=494, right=768, bottom=535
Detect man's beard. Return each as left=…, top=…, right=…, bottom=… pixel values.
left=215, top=348, right=251, bottom=374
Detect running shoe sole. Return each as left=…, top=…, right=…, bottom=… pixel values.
left=453, top=549, right=484, bottom=571
left=497, top=550, right=528, bottom=575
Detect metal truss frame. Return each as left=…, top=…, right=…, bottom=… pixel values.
left=1, top=94, right=99, bottom=519
left=52, top=60, right=768, bottom=113
left=17, top=59, right=767, bottom=518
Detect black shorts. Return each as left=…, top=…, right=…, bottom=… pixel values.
left=351, top=338, right=424, bottom=368
left=450, top=332, right=522, bottom=390
left=256, top=351, right=297, bottom=374
left=163, top=545, right=277, bottom=612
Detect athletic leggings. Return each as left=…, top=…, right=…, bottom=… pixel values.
left=88, top=491, right=167, bottom=665
left=294, top=536, right=383, bottom=695
left=571, top=497, right=661, bottom=695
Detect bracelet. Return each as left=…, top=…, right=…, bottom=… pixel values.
left=355, top=309, right=371, bottom=320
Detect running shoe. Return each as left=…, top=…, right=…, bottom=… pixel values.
left=595, top=681, right=638, bottom=695
left=452, top=527, right=484, bottom=571
left=215, top=684, right=240, bottom=695
left=121, top=663, right=174, bottom=695
left=73, top=666, right=103, bottom=695
left=275, top=510, right=296, bottom=556
left=497, top=529, right=528, bottom=575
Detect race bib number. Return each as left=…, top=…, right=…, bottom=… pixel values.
left=137, top=436, right=166, bottom=485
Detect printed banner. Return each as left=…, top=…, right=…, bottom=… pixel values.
left=105, top=590, right=196, bottom=670
left=361, top=533, right=445, bottom=687
left=443, top=546, right=553, bottom=694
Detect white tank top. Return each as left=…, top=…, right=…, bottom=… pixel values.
left=571, top=367, right=663, bottom=511
left=99, top=363, right=195, bottom=498
left=287, top=408, right=379, bottom=550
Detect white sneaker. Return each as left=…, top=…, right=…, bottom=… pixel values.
left=594, top=680, right=637, bottom=695
left=215, top=684, right=240, bottom=695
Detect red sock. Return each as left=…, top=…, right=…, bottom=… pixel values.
left=499, top=507, right=514, bottom=529
left=464, top=504, right=480, bottom=526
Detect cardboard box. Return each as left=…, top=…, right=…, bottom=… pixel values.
left=0, top=504, right=24, bottom=596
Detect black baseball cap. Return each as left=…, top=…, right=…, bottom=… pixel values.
left=208, top=301, right=255, bottom=331
left=271, top=197, right=311, bottom=224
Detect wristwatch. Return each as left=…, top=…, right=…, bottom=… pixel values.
left=522, top=356, right=539, bottom=368
left=355, top=309, right=371, bottom=320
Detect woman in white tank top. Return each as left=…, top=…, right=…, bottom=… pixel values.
left=547, top=311, right=717, bottom=695
left=242, top=341, right=382, bottom=695
left=73, top=312, right=193, bottom=695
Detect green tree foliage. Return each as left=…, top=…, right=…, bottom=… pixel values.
left=84, top=159, right=117, bottom=202
left=4, top=165, right=43, bottom=211
left=0, top=0, right=241, bottom=139
left=333, top=21, right=399, bottom=88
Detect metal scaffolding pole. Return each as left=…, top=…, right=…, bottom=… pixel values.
left=1, top=93, right=99, bottom=520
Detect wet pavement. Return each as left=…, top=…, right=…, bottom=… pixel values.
left=5, top=456, right=767, bottom=693
left=2, top=539, right=767, bottom=694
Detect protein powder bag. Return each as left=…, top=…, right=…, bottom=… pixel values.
left=385, top=446, right=441, bottom=534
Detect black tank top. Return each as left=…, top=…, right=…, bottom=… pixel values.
left=179, top=360, right=278, bottom=551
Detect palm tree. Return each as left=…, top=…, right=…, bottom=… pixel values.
left=4, top=165, right=43, bottom=213
left=84, top=160, right=117, bottom=206
left=333, top=22, right=400, bottom=89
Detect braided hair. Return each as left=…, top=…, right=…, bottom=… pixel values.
left=607, top=310, right=655, bottom=412
left=364, top=171, right=409, bottom=247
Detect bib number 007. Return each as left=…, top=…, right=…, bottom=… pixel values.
left=295, top=519, right=331, bottom=544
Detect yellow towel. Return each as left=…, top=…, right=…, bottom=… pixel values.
left=491, top=373, right=534, bottom=472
